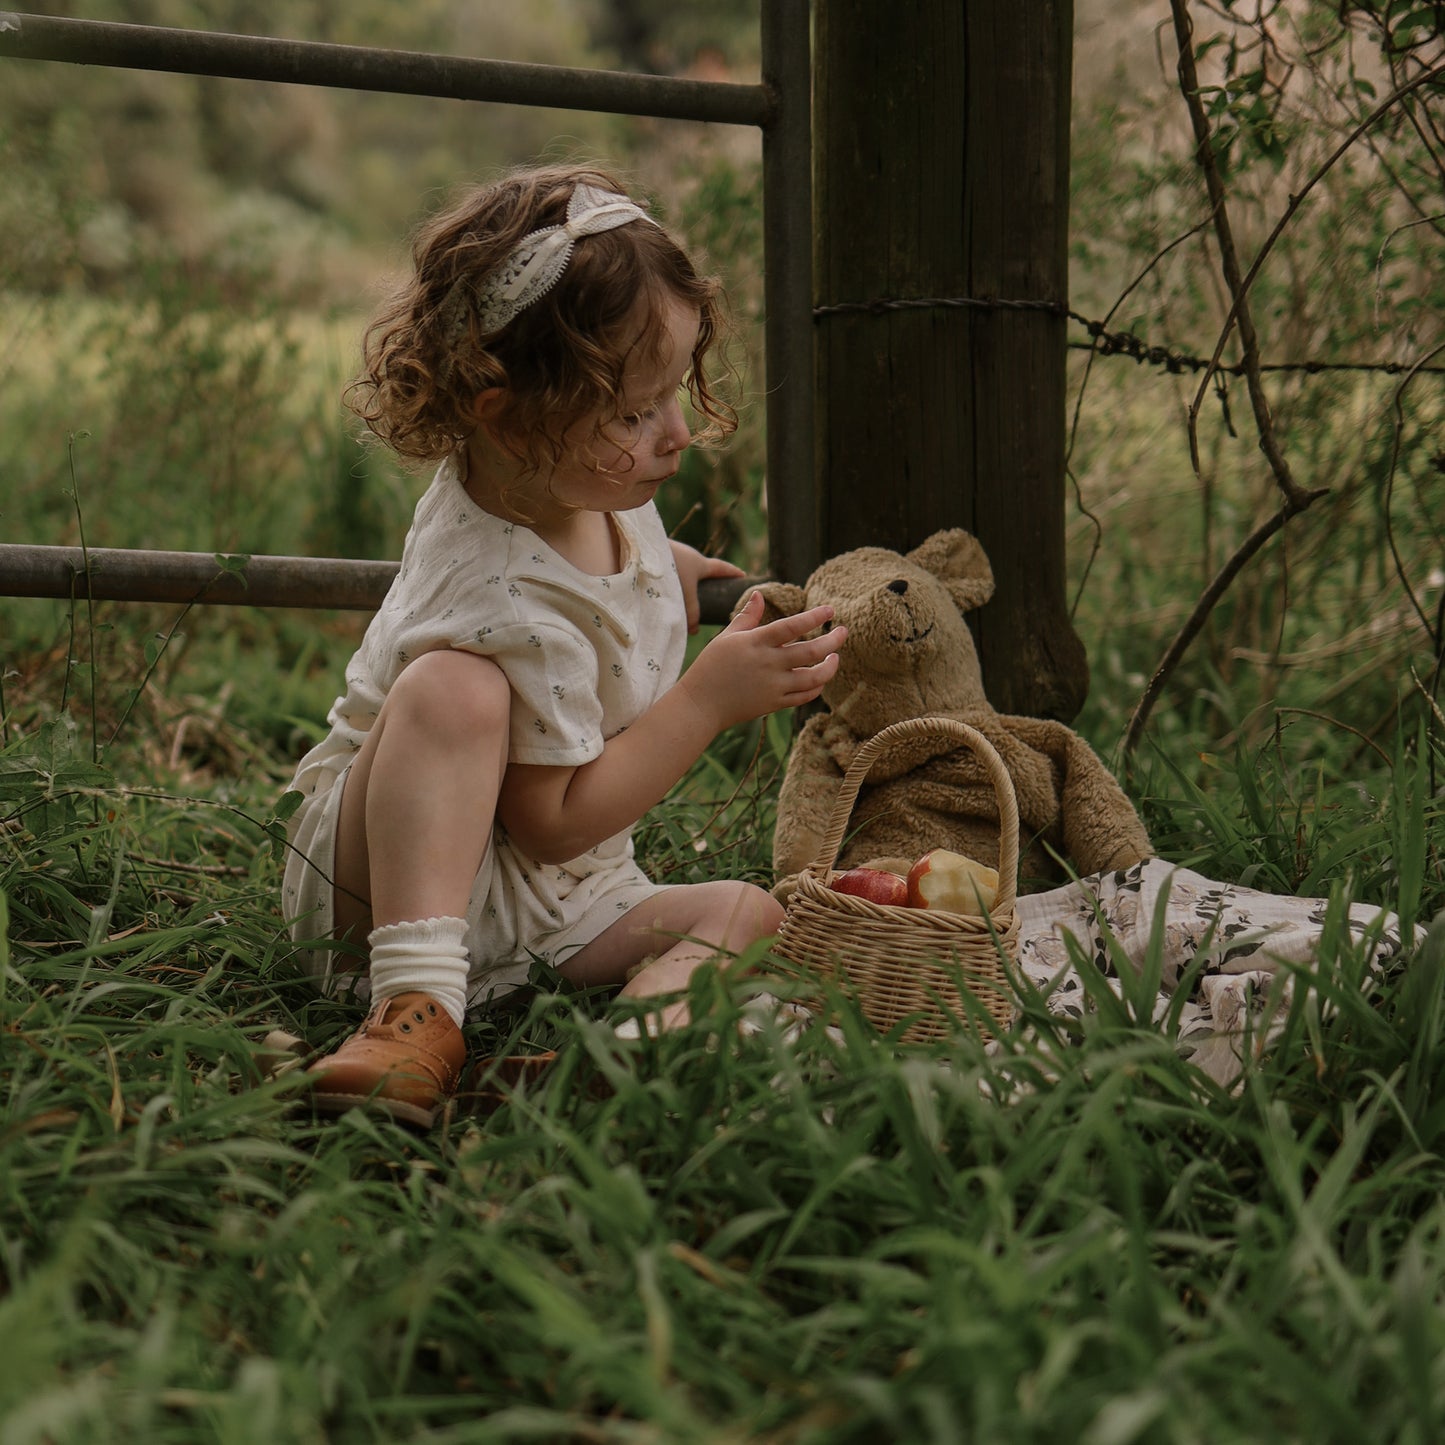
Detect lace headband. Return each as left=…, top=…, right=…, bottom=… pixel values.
left=467, top=182, right=659, bottom=336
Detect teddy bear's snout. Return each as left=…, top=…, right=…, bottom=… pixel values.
left=867, top=579, right=936, bottom=649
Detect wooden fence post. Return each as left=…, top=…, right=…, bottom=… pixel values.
left=812, top=0, right=1088, bottom=719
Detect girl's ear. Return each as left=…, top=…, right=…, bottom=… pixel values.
left=472, top=387, right=530, bottom=462
left=472, top=387, right=509, bottom=434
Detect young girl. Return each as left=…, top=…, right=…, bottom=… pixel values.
left=282, top=164, right=845, bottom=1127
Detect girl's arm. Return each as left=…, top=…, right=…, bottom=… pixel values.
left=496, top=592, right=844, bottom=864
left=669, top=539, right=744, bottom=634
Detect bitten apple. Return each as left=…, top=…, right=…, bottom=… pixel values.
left=828, top=867, right=909, bottom=906
left=906, top=849, right=998, bottom=915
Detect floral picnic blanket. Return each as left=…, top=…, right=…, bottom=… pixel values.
left=1012, top=859, right=1402, bottom=1085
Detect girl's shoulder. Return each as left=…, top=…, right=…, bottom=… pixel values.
left=403, top=460, right=511, bottom=555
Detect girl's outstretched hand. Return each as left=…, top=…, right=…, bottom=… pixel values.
left=678, top=589, right=846, bottom=731
left=669, top=540, right=745, bottom=634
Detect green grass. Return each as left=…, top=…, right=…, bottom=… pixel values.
left=3, top=682, right=1444, bottom=1442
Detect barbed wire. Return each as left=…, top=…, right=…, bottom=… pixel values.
left=812, top=294, right=1445, bottom=377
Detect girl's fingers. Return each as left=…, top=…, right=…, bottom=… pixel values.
left=797, top=651, right=842, bottom=682
left=755, top=603, right=834, bottom=641
left=781, top=652, right=840, bottom=699
left=782, top=627, right=846, bottom=664
left=782, top=674, right=834, bottom=705
left=728, top=589, right=767, bottom=630
left=711, top=598, right=843, bottom=711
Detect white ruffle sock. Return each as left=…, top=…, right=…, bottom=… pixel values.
left=367, top=916, right=470, bottom=1027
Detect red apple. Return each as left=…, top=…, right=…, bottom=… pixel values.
left=906, top=849, right=998, bottom=915
left=828, top=867, right=909, bottom=907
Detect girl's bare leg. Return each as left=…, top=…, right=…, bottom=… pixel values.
left=557, top=880, right=785, bottom=1030
left=309, top=649, right=509, bottom=1126
left=332, top=648, right=510, bottom=941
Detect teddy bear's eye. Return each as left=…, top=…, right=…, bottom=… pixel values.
left=822, top=619, right=834, bottom=632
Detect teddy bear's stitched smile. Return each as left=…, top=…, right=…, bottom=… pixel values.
left=887, top=622, right=934, bottom=645
left=882, top=596, right=933, bottom=646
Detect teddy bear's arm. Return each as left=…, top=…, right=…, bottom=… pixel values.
left=771, top=718, right=851, bottom=880
left=1004, top=716, right=1153, bottom=875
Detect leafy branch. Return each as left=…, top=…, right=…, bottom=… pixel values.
left=1122, top=0, right=1445, bottom=757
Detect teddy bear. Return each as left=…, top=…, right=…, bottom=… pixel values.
left=742, top=528, right=1154, bottom=896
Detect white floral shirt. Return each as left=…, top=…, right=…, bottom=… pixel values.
left=295, top=456, right=685, bottom=784
left=282, top=456, right=687, bottom=1002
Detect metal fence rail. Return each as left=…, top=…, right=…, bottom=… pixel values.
left=0, top=11, right=771, bottom=122
left=0, top=3, right=812, bottom=622
left=0, top=543, right=755, bottom=618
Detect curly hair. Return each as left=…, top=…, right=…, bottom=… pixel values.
left=345, top=164, right=737, bottom=480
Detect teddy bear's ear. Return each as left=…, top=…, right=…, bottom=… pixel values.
left=732, top=580, right=807, bottom=625
left=907, top=528, right=995, bottom=613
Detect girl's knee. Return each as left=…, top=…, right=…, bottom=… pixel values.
left=723, top=880, right=785, bottom=943
left=758, top=887, right=786, bottom=938
left=386, top=649, right=510, bottom=740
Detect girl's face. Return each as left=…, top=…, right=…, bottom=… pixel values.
left=545, top=297, right=701, bottom=515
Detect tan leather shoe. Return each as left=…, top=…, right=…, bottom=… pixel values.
left=307, top=992, right=466, bottom=1128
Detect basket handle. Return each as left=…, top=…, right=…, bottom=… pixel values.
left=808, top=716, right=1020, bottom=914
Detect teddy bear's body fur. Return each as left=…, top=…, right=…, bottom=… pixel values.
left=748, top=530, right=1153, bottom=892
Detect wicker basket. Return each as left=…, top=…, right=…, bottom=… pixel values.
left=772, top=717, right=1021, bottom=1043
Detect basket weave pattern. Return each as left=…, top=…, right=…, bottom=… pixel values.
left=772, top=717, right=1021, bottom=1042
